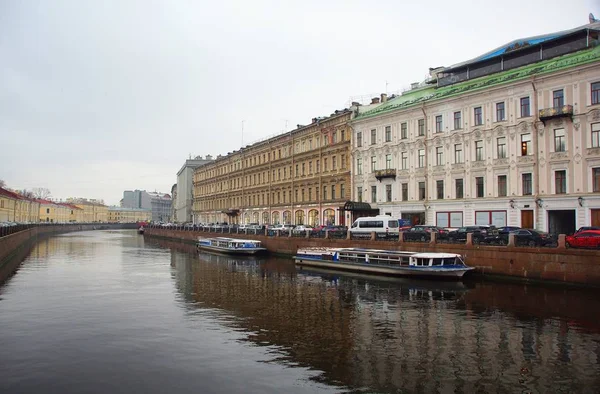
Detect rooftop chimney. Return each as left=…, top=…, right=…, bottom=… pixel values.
left=411, top=82, right=420, bottom=89
left=351, top=101, right=360, bottom=107
left=371, top=97, right=380, bottom=104
left=381, top=93, right=388, bottom=103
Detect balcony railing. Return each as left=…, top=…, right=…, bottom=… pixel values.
left=539, top=105, right=573, bottom=124
left=374, top=168, right=397, bottom=181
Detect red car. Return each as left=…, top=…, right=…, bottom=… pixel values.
left=566, top=230, right=600, bottom=248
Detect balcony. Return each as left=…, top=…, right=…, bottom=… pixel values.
left=374, top=168, right=396, bottom=181
left=539, top=105, right=573, bottom=125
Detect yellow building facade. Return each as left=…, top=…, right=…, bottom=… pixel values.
left=108, top=207, right=152, bottom=223
left=193, top=110, right=353, bottom=226
left=38, top=200, right=77, bottom=223
left=69, top=200, right=108, bottom=223
left=0, top=187, right=41, bottom=223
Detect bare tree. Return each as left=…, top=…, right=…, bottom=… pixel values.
left=0, top=179, right=5, bottom=188
left=18, top=189, right=35, bottom=198
left=31, top=187, right=52, bottom=199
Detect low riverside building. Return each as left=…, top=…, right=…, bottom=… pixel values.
left=193, top=110, right=356, bottom=226
left=107, top=206, right=152, bottom=223
left=0, top=187, right=40, bottom=223
left=38, top=200, right=83, bottom=223
left=67, top=199, right=108, bottom=222
left=351, top=19, right=600, bottom=234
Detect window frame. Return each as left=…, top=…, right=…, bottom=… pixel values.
left=474, top=106, right=482, bottom=126
left=553, top=89, right=564, bottom=108
left=498, top=175, right=507, bottom=197
left=520, top=97, right=530, bottom=117
left=385, top=125, right=392, bottom=142
left=435, top=115, right=443, bottom=133
left=554, top=128, right=566, bottom=152
left=496, top=102, right=505, bottom=122
left=436, top=180, right=444, bottom=200
left=555, top=170, right=567, bottom=194
left=475, top=140, right=484, bottom=161
left=453, top=111, right=462, bottom=130
left=522, top=173, right=533, bottom=196
left=400, top=122, right=408, bottom=139
left=497, top=137, right=506, bottom=159
left=592, top=82, right=600, bottom=105
left=455, top=178, right=464, bottom=199
left=475, top=176, right=485, bottom=198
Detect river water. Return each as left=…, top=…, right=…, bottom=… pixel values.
left=1, top=230, right=599, bottom=393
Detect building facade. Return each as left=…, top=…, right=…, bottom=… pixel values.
left=122, top=190, right=172, bottom=222
left=67, top=199, right=109, bottom=222
left=174, top=156, right=214, bottom=223
left=351, top=21, right=600, bottom=234
left=0, top=187, right=41, bottom=223
left=193, top=110, right=353, bottom=226
left=108, top=206, right=152, bottom=223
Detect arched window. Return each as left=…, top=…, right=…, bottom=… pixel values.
left=323, top=209, right=335, bottom=225
left=262, top=212, right=269, bottom=224
left=308, top=210, right=319, bottom=226
left=271, top=211, right=280, bottom=225
left=252, top=212, right=259, bottom=223
left=295, top=210, right=305, bottom=225
left=283, top=210, right=292, bottom=225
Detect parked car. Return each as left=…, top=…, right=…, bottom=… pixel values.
left=512, top=229, right=556, bottom=247
left=313, top=225, right=347, bottom=236
left=566, top=230, right=600, bottom=248
left=292, top=225, right=313, bottom=234
left=448, top=225, right=498, bottom=244
left=271, top=224, right=295, bottom=233
left=483, top=226, right=521, bottom=245
left=403, top=225, right=449, bottom=242
left=575, top=226, right=600, bottom=235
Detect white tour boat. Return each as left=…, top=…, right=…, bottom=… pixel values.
left=294, top=247, right=474, bottom=279
left=196, top=237, right=266, bottom=255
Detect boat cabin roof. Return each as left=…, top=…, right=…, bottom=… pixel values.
left=411, top=253, right=461, bottom=259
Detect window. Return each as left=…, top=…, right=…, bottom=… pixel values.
left=498, top=175, right=507, bottom=197
left=385, top=125, right=391, bottom=142
left=340, top=184, right=345, bottom=199
left=323, top=186, right=328, bottom=200
left=308, top=188, right=312, bottom=201
left=522, top=173, right=532, bottom=195
left=455, top=179, right=464, bottom=199
left=436, top=180, right=444, bottom=199
left=332, top=131, right=337, bottom=143
left=555, top=170, right=566, bottom=194
left=385, top=154, right=392, bottom=169
left=341, top=130, right=345, bottom=141
left=476, top=176, right=484, bottom=198
left=331, top=185, right=336, bottom=199
left=475, top=140, right=484, bottom=161
left=371, top=186, right=377, bottom=203
left=593, top=168, right=600, bottom=192
left=357, top=187, right=363, bottom=202
left=497, top=137, right=506, bottom=159
left=436, top=147, right=444, bottom=166
left=371, top=156, right=376, bottom=172
left=593, top=82, right=600, bottom=105
left=435, top=115, right=443, bottom=133
left=401, top=122, right=407, bottom=139
left=332, top=157, right=337, bottom=170
left=454, top=144, right=463, bottom=163
left=554, top=128, right=565, bottom=152
left=316, top=160, right=320, bottom=172
left=453, top=111, right=461, bottom=130
left=385, top=185, right=392, bottom=202
left=520, top=97, right=530, bottom=117
left=418, top=182, right=426, bottom=200
left=521, top=134, right=532, bottom=156
left=371, top=129, right=376, bottom=145
left=323, top=135, right=328, bottom=146
left=496, top=102, right=505, bottom=121
left=418, top=149, right=425, bottom=168
left=401, top=152, right=408, bottom=169
left=592, top=123, right=600, bottom=148
left=553, top=89, right=564, bottom=108
left=357, top=158, right=362, bottom=175
left=295, top=164, right=299, bottom=176
left=418, top=119, right=425, bottom=136
left=474, top=107, right=482, bottom=126
left=324, top=158, right=328, bottom=171
left=401, top=183, right=408, bottom=201
left=357, top=132, right=362, bottom=147
left=341, top=154, right=345, bottom=169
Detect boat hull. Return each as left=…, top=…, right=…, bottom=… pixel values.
left=294, top=257, right=473, bottom=279
left=197, top=244, right=266, bottom=255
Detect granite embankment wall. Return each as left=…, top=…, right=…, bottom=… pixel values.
left=0, top=224, right=137, bottom=278
left=145, top=228, right=600, bottom=287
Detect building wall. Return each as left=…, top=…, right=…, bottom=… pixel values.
left=176, top=158, right=214, bottom=223
left=108, top=208, right=152, bottom=223
left=192, top=112, right=353, bottom=226
left=351, top=49, right=600, bottom=232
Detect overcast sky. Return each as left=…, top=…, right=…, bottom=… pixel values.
left=1, top=0, right=597, bottom=205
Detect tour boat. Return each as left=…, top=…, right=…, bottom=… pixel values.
left=196, top=236, right=266, bottom=255
left=294, top=247, right=474, bottom=279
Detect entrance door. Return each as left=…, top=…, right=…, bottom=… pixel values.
left=548, top=210, right=576, bottom=235
left=592, top=209, right=600, bottom=227
left=521, top=210, right=534, bottom=229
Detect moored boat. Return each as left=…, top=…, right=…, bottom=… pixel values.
left=196, top=236, right=266, bottom=255
left=294, top=247, right=474, bottom=279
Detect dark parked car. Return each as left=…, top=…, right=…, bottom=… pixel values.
left=312, top=225, right=347, bottom=237
left=448, top=225, right=498, bottom=244
left=566, top=230, right=600, bottom=248
left=483, top=226, right=521, bottom=245
left=403, top=225, right=449, bottom=242
left=512, top=229, right=556, bottom=247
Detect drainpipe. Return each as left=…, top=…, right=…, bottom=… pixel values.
left=421, top=104, right=429, bottom=224
left=531, top=78, right=541, bottom=229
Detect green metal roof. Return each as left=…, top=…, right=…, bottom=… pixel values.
left=355, top=45, right=600, bottom=121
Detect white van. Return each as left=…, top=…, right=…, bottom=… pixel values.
left=349, top=216, right=400, bottom=235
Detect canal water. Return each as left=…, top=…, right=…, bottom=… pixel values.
left=1, top=230, right=600, bottom=393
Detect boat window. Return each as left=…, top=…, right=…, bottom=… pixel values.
left=443, top=258, right=455, bottom=265
left=432, top=258, right=443, bottom=266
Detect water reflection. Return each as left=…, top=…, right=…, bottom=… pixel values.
left=159, top=239, right=600, bottom=393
